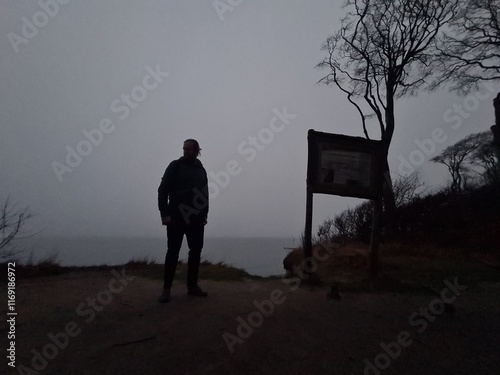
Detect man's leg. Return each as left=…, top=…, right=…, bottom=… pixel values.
left=162, top=223, right=185, bottom=291
left=185, top=222, right=206, bottom=295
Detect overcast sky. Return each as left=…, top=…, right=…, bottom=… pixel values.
left=0, top=0, right=497, bottom=240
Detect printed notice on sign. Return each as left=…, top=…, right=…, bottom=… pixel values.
left=319, top=149, right=372, bottom=187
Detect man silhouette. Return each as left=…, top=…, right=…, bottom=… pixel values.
left=158, top=139, right=209, bottom=303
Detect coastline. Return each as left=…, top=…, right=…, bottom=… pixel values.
left=10, top=236, right=295, bottom=277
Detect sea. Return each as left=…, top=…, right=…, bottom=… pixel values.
left=17, top=236, right=300, bottom=277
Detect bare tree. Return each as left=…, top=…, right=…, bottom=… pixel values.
left=393, top=171, right=425, bottom=208
left=1, top=197, right=32, bottom=259
left=317, top=0, right=459, bottom=232
left=431, top=132, right=487, bottom=191
left=470, top=131, right=499, bottom=185
left=430, top=0, right=500, bottom=94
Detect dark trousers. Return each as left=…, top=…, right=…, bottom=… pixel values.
left=163, top=222, right=204, bottom=289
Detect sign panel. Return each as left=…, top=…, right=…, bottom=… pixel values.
left=307, top=129, right=384, bottom=199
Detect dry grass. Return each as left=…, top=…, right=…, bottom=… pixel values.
left=3, top=240, right=499, bottom=291
left=0, top=255, right=259, bottom=283
left=282, top=240, right=500, bottom=293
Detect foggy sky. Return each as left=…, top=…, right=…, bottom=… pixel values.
left=0, top=0, right=496, bottom=240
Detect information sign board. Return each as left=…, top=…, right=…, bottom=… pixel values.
left=307, top=130, right=384, bottom=199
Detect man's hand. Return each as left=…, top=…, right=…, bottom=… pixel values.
left=161, top=216, right=172, bottom=226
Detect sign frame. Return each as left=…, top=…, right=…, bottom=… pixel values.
left=307, top=129, right=384, bottom=200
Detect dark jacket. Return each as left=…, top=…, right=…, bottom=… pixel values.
left=158, top=157, right=209, bottom=224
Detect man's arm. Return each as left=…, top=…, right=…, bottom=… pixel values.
left=158, top=161, right=177, bottom=222
left=201, top=168, right=209, bottom=221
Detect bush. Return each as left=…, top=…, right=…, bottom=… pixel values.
left=316, top=183, right=500, bottom=253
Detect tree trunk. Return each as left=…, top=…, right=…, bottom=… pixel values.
left=492, top=93, right=500, bottom=186
left=381, top=156, right=397, bottom=239
left=382, top=85, right=397, bottom=239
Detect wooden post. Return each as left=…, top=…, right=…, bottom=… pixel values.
left=492, top=93, right=500, bottom=183
left=369, top=196, right=382, bottom=279
left=304, top=130, right=315, bottom=264
left=304, top=185, right=313, bottom=261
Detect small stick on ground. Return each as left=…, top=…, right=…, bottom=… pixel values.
left=112, top=335, right=156, bottom=347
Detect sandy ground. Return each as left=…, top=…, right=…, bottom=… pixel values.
left=2, top=268, right=500, bottom=375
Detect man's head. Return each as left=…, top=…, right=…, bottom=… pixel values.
left=183, top=139, right=201, bottom=160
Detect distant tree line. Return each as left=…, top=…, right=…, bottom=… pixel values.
left=431, top=131, right=498, bottom=192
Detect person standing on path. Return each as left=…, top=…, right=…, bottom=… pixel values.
left=158, top=139, right=209, bottom=303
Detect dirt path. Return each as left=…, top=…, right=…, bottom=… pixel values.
left=2, top=269, right=500, bottom=375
